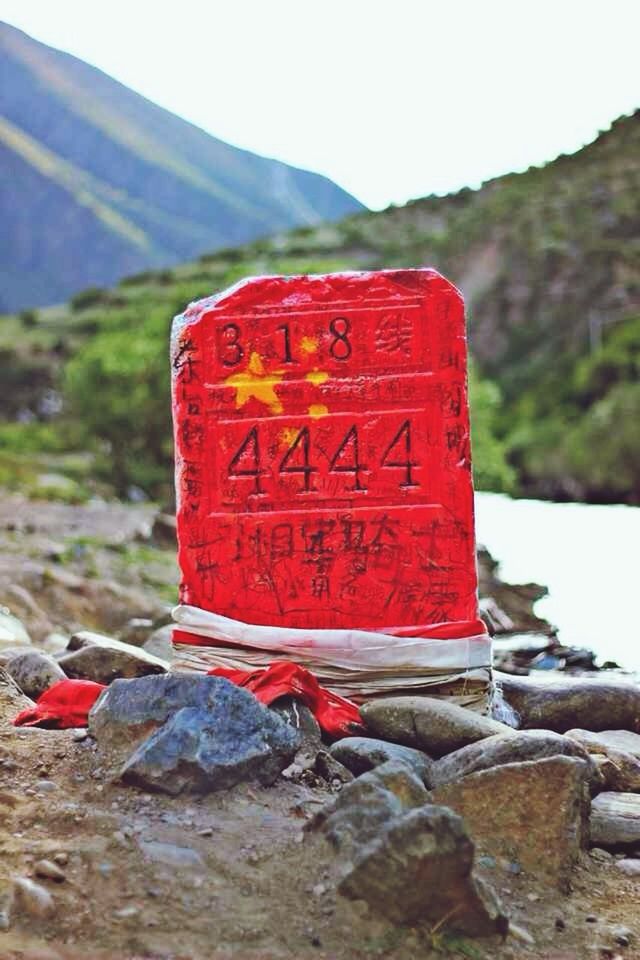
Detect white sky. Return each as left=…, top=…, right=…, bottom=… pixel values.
left=1, top=0, right=638, bottom=209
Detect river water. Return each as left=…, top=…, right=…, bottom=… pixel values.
left=474, top=492, right=640, bottom=673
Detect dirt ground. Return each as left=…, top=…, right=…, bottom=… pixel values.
left=1, top=494, right=639, bottom=960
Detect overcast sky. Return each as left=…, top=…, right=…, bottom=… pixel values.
left=2, top=0, right=638, bottom=209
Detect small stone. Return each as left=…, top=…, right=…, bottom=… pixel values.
left=586, top=914, right=598, bottom=923
left=590, top=848, right=614, bottom=862
left=314, top=750, right=354, bottom=784
left=270, top=695, right=322, bottom=744
left=360, top=696, right=514, bottom=757
left=52, top=852, right=68, bottom=866
left=34, top=859, right=66, bottom=882
left=509, top=923, right=535, bottom=945
left=198, top=827, right=214, bottom=837
left=555, top=916, right=566, bottom=930
left=13, top=877, right=55, bottom=918
left=138, top=840, right=204, bottom=868
left=611, top=925, right=632, bottom=946
left=73, top=728, right=89, bottom=742
left=36, top=780, right=56, bottom=794
left=312, top=883, right=326, bottom=897
left=616, top=858, right=640, bottom=876
left=113, top=905, right=140, bottom=919
left=330, top=736, right=433, bottom=785
left=59, top=638, right=167, bottom=684
left=4, top=650, right=66, bottom=700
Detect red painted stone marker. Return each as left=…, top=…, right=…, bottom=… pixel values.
left=171, top=269, right=478, bottom=634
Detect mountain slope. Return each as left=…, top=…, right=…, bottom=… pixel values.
left=0, top=21, right=364, bottom=312
left=1, top=111, right=638, bottom=504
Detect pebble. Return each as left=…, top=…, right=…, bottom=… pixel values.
left=34, top=859, right=66, bottom=882
left=113, top=905, right=140, bottom=919
left=586, top=914, right=598, bottom=923
left=73, top=728, right=88, bottom=741
left=590, top=847, right=614, bottom=862
left=198, top=827, right=214, bottom=837
left=13, top=876, right=55, bottom=917
left=555, top=917, right=566, bottom=930
left=611, top=925, right=632, bottom=946
left=53, top=852, right=68, bottom=866
left=509, top=923, right=535, bottom=945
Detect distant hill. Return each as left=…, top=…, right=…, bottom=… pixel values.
left=1, top=111, right=638, bottom=505
left=0, top=21, right=364, bottom=312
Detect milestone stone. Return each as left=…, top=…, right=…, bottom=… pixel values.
left=360, top=696, right=513, bottom=757
left=4, top=649, right=66, bottom=700
left=338, top=804, right=508, bottom=936
left=430, top=729, right=592, bottom=788
left=497, top=673, right=640, bottom=733
left=430, top=756, right=590, bottom=890
left=330, top=736, right=433, bottom=785
left=590, top=793, right=640, bottom=849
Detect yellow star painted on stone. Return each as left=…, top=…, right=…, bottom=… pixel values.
left=225, top=352, right=284, bottom=414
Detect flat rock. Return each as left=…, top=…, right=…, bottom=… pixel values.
left=497, top=673, right=640, bottom=733
left=430, top=756, right=590, bottom=890
left=90, top=674, right=300, bottom=794
left=59, top=635, right=167, bottom=684
left=330, top=736, right=433, bottom=785
left=138, top=839, right=204, bottom=867
left=360, top=696, right=514, bottom=757
left=430, top=729, right=592, bottom=788
left=565, top=729, right=640, bottom=792
left=590, top=793, right=640, bottom=848
left=338, top=804, right=507, bottom=936
left=4, top=650, right=66, bottom=700
left=313, top=760, right=428, bottom=852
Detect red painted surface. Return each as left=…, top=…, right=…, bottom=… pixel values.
left=171, top=269, right=478, bottom=632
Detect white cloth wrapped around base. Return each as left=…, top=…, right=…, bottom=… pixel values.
left=171, top=605, right=493, bottom=710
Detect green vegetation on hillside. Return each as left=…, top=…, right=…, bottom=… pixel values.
left=1, top=111, right=638, bottom=504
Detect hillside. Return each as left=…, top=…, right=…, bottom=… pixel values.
left=1, top=111, right=638, bottom=505
left=0, top=21, right=363, bottom=312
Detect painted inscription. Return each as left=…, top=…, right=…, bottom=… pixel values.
left=172, top=269, right=478, bottom=631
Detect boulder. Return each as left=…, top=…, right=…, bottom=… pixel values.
left=90, top=674, right=300, bottom=793
left=142, top=624, right=174, bottom=661
left=565, top=729, right=640, bottom=792
left=430, top=729, right=592, bottom=788
left=330, top=736, right=433, bottom=785
left=271, top=694, right=322, bottom=746
left=497, top=673, right=640, bottom=733
left=360, top=696, right=514, bottom=757
left=590, top=793, right=640, bottom=849
left=118, top=618, right=154, bottom=647
left=430, top=756, right=590, bottom=890
left=338, top=804, right=508, bottom=936
left=4, top=650, right=66, bottom=700
left=313, top=760, right=429, bottom=852
left=59, top=632, right=168, bottom=684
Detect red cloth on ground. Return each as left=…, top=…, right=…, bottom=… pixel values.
left=207, top=661, right=363, bottom=739
left=13, top=678, right=106, bottom=728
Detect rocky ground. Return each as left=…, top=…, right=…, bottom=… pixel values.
left=1, top=492, right=639, bottom=960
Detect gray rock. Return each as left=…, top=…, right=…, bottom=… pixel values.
left=138, top=839, right=204, bottom=867
left=59, top=636, right=168, bottom=684
left=314, top=750, right=354, bottom=784
left=590, top=793, right=640, bottom=849
left=430, top=729, right=592, bottom=788
left=118, top=618, right=154, bottom=647
left=90, top=674, right=301, bottom=794
left=271, top=695, right=322, bottom=745
left=360, top=696, right=514, bottom=757
left=616, top=858, right=640, bottom=876
left=142, top=624, right=175, bottom=661
left=338, top=804, right=508, bottom=936
left=330, top=736, right=433, bottom=785
left=429, top=757, right=590, bottom=891
left=5, top=650, right=66, bottom=700
left=565, top=729, right=640, bottom=792
left=0, top=645, right=33, bottom=668
left=0, top=666, right=34, bottom=724
left=314, top=760, right=428, bottom=851
left=497, top=673, right=640, bottom=734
